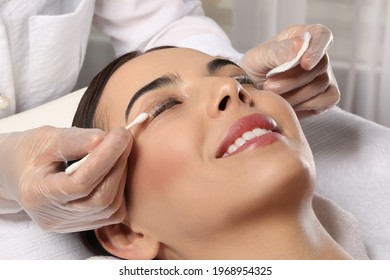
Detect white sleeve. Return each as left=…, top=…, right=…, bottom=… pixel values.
left=93, top=0, right=242, bottom=61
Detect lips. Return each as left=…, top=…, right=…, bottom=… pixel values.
left=215, top=113, right=281, bottom=158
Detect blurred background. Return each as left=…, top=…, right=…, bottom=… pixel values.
left=76, top=0, right=390, bottom=127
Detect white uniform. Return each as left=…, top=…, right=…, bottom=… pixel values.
left=0, top=0, right=239, bottom=119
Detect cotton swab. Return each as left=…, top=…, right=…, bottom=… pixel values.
left=266, top=32, right=312, bottom=78
left=124, top=112, right=148, bottom=130
left=65, top=112, right=149, bottom=175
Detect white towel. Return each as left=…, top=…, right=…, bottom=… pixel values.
left=301, top=107, right=390, bottom=259
left=0, top=212, right=94, bottom=259
left=313, top=194, right=368, bottom=259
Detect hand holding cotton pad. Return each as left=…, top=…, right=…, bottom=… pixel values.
left=266, top=32, right=312, bottom=78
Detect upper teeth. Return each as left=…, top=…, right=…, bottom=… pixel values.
left=222, top=128, right=272, bottom=157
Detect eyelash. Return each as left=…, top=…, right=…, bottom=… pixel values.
left=233, top=75, right=255, bottom=86
left=146, top=75, right=253, bottom=120
left=150, top=96, right=182, bottom=119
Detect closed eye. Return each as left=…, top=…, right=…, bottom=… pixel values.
left=233, top=74, right=255, bottom=86
left=150, top=96, right=182, bottom=119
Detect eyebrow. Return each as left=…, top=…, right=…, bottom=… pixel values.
left=125, top=58, right=240, bottom=120
left=125, top=73, right=182, bottom=121
left=207, top=58, right=241, bottom=74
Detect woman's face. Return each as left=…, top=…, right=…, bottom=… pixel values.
left=98, top=48, right=315, bottom=259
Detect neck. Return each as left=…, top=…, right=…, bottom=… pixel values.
left=165, top=203, right=352, bottom=260
left=227, top=207, right=352, bottom=260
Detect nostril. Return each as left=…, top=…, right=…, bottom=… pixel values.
left=238, top=87, right=252, bottom=104
left=238, top=91, right=247, bottom=102
left=218, top=96, right=230, bottom=111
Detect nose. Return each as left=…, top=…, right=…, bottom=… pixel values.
left=205, top=78, right=252, bottom=118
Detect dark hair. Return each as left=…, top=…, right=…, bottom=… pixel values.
left=72, top=51, right=142, bottom=129
left=72, top=46, right=176, bottom=129
left=74, top=51, right=142, bottom=256
left=72, top=46, right=176, bottom=257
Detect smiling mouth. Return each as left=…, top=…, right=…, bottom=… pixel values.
left=222, top=127, right=276, bottom=157
left=216, top=113, right=281, bottom=158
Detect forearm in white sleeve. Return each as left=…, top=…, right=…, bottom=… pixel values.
left=93, top=0, right=242, bottom=62
left=0, top=133, right=22, bottom=214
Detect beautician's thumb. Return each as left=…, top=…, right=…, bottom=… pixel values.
left=239, top=36, right=304, bottom=82
left=300, top=31, right=333, bottom=71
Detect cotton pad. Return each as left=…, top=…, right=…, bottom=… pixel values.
left=266, top=32, right=312, bottom=78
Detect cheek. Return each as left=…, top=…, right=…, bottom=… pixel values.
left=125, top=126, right=201, bottom=229
left=134, top=119, right=201, bottom=184
left=253, top=90, right=311, bottom=157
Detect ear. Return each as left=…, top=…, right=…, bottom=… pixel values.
left=95, top=223, right=160, bottom=260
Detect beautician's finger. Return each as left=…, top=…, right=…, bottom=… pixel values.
left=238, top=36, right=303, bottom=85
left=65, top=161, right=128, bottom=228
left=43, top=126, right=106, bottom=162
left=49, top=127, right=132, bottom=201
left=68, top=127, right=132, bottom=200
left=280, top=73, right=330, bottom=107
left=294, top=110, right=321, bottom=119
left=264, top=55, right=329, bottom=94
left=68, top=139, right=131, bottom=216
left=87, top=170, right=127, bottom=221
left=291, top=64, right=340, bottom=114
left=292, top=83, right=340, bottom=113
left=53, top=201, right=127, bottom=233
left=83, top=167, right=127, bottom=223
left=300, top=24, right=333, bottom=70
left=39, top=145, right=130, bottom=233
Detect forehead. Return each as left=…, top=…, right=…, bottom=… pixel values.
left=99, top=48, right=214, bottom=129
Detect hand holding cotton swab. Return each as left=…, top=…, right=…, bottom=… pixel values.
left=65, top=112, right=148, bottom=175
left=124, top=112, right=148, bottom=130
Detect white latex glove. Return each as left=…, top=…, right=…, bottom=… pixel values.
left=0, top=126, right=131, bottom=233
left=239, top=24, right=340, bottom=118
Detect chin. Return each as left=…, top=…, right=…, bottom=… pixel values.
left=269, top=149, right=315, bottom=205
left=240, top=144, right=316, bottom=209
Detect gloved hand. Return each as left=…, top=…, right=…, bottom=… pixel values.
left=0, top=126, right=132, bottom=233
left=239, top=24, right=340, bottom=118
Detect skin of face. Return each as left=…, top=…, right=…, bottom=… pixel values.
left=96, top=48, right=317, bottom=259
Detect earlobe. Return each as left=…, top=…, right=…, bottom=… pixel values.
left=95, top=223, right=160, bottom=260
